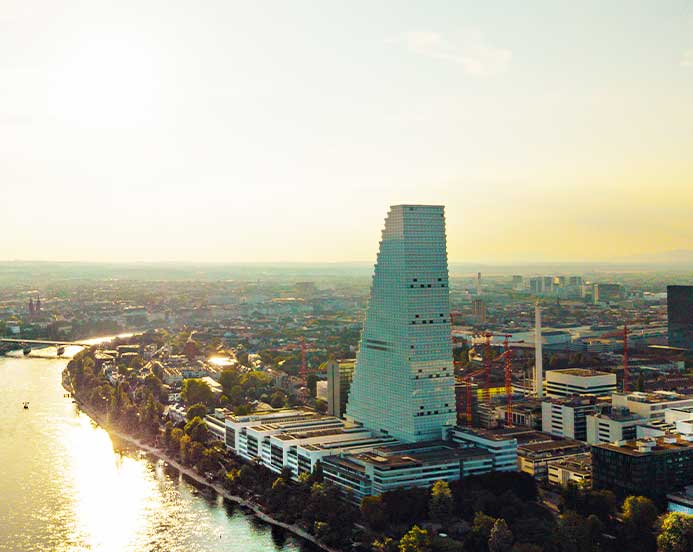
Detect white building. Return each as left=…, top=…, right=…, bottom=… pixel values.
left=545, top=369, right=617, bottom=398
left=612, top=391, right=693, bottom=421
left=346, top=205, right=456, bottom=442
left=586, top=408, right=644, bottom=444
left=448, top=427, right=519, bottom=472
left=542, top=396, right=600, bottom=441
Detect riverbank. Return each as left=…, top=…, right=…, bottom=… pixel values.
left=67, top=391, right=341, bottom=552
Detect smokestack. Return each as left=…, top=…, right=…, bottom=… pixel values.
left=476, top=272, right=481, bottom=296
left=535, top=302, right=543, bottom=398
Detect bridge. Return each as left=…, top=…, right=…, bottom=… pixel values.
left=0, top=338, right=94, bottom=348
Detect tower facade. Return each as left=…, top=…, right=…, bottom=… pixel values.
left=346, top=205, right=456, bottom=442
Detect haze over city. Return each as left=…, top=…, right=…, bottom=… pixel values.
left=2, top=0, right=692, bottom=263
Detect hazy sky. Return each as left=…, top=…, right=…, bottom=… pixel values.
left=1, top=1, right=692, bottom=263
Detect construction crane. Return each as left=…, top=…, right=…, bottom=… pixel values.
left=460, top=334, right=522, bottom=427
left=600, top=325, right=631, bottom=393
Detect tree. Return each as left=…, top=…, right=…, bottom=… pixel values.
left=361, top=495, right=387, bottom=530
left=186, top=402, right=207, bottom=421
left=184, top=416, right=209, bottom=443
left=488, top=519, right=513, bottom=552
left=399, top=525, right=431, bottom=552
left=372, top=536, right=398, bottom=552
left=429, top=480, right=454, bottom=525
left=169, top=427, right=184, bottom=452
left=656, top=512, right=693, bottom=552
left=270, top=390, right=287, bottom=409
left=621, top=496, right=658, bottom=551
left=622, top=495, right=658, bottom=530
left=220, top=368, right=240, bottom=394
left=181, top=378, right=214, bottom=406
left=467, top=512, right=497, bottom=551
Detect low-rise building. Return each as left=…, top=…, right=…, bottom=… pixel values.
left=545, top=369, right=617, bottom=398
left=592, top=434, right=693, bottom=497
left=322, top=441, right=493, bottom=503
left=548, top=454, right=592, bottom=488
left=448, top=426, right=519, bottom=472
left=518, top=438, right=590, bottom=481
left=612, top=391, right=693, bottom=421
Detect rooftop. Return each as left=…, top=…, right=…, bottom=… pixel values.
left=549, top=368, right=613, bottom=378
left=594, top=434, right=693, bottom=456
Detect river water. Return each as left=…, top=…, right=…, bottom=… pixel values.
left=0, top=352, right=313, bottom=552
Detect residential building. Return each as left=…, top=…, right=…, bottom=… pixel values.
left=668, top=285, right=693, bottom=350
left=542, top=395, right=600, bottom=441
left=592, top=435, right=693, bottom=498
left=346, top=205, right=456, bottom=442
left=545, top=368, right=617, bottom=398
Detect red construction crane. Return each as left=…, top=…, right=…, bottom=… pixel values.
left=461, top=334, right=522, bottom=427
left=600, top=325, right=631, bottom=393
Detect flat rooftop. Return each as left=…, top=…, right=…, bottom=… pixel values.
left=594, top=435, right=693, bottom=456
left=549, top=368, right=613, bottom=378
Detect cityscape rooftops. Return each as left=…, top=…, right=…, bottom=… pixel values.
left=594, top=434, right=693, bottom=456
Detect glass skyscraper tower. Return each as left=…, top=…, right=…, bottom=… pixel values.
left=346, top=205, right=457, bottom=442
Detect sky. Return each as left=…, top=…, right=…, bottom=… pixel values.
left=1, top=0, right=692, bottom=263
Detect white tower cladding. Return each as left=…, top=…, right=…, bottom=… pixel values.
left=345, top=205, right=457, bottom=442
left=535, top=302, right=543, bottom=398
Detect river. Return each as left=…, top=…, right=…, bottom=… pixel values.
left=0, top=351, right=316, bottom=552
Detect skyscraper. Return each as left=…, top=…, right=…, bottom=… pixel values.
left=668, top=285, right=693, bottom=350
left=346, top=205, right=456, bottom=442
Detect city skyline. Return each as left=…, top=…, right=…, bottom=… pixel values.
left=2, top=1, right=693, bottom=263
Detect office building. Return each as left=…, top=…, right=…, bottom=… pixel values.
left=542, top=395, right=600, bottom=441
left=326, top=359, right=355, bottom=418
left=321, top=441, right=493, bottom=503
left=346, top=205, right=456, bottom=443
left=518, top=438, right=589, bottom=481
left=448, top=426, right=519, bottom=472
left=668, top=285, right=693, bottom=350
left=586, top=407, right=644, bottom=445
left=612, top=391, right=693, bottom=421
left=592, top=435, right=693, bottom=498
left=545, top=368, right=617, bottom=398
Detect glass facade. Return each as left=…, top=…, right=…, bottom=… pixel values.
left=346, top=205, right=456, bottom=442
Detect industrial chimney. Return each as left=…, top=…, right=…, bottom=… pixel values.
left=535, top=302, right=543, bottom=398
left=476, top=272, right=482, bottom=296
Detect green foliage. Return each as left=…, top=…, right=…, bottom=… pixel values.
left=181, top=378, right=215, bottom=406
left=270, top=390, right=287, bottom=409
left=560, top=483, right=617, bottom=523
left=184, top=416, right=209, bottom=443
left=361, top=495, right=387, bottom=530
left=399, top=525, right=431, bottom=552
left=186, top=402, right=207, bottom=421
left=380, top=487, right=429, bottom=526
left=488, top=518, right=513, bottom=552
left=622, top=495, right=658, bottom=530
left=429, top=480, right=454, bottom=525
left=656, top=512, right=693, bottom=552
left=372, top=536, right=398, bottom=552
